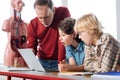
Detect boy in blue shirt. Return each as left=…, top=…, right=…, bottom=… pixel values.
left=58, top=18, right=85, bottom=72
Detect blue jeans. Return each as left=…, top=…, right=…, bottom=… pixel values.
left=38, top=58, right=58, bottom=71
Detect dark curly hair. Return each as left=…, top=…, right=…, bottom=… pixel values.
left=59, top=17, right=82, bottom=43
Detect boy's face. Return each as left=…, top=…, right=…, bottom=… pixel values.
left=35, top=5, right=54, bottom=27
left=59, top=29, right=74, bottom=46
left=78, top=31, right=94, bottom=45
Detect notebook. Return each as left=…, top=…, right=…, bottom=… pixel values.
left=93, top=72, right=120, bottom=76
left=92, top=72, right=120, bottom=80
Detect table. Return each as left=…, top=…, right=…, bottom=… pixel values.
left=0, top=70, right=69, bottom=80
left=0, top=70, right=90, bottom=80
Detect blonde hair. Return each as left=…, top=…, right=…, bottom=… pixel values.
left=74, top=13, right=103, bottom=35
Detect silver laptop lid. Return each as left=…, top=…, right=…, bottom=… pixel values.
left=18, top=48, right=45, bottom=72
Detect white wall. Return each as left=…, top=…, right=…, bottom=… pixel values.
left=116, top=0, right=120, bottom=41
left=0, top=0, right=119, bottom=64
left=68, top=0, right=117, bottom=39
left=22, top=0, right=62, bottom=23
left=0, top=0, right=62, bottom=64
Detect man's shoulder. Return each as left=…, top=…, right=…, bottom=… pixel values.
left=55, top=6, right=68, bottom=11
left=31, top=17, right=38, bottom=21
left=30, top=17, right=38, bottom=23
left=55, top=6, right=70, bottom=17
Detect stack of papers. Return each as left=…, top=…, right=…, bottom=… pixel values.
left=0, top=65, right=31, bottom=71
left=59, top=72, right=93, bottom=76
left=92, top=72, right=120, bottom=80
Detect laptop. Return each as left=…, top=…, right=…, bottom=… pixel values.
left=0, top=48, right=58, bottom=72
left=0, top=48, right=46, bottom=72
left=18, top=48, right=46, bottom=72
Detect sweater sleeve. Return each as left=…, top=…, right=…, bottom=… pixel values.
left=27, top=19, right=38, bottom=55
left=58, top=39, right=66, bottom=62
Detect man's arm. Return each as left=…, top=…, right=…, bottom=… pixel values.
left=27, top=20, right=38, bottom=55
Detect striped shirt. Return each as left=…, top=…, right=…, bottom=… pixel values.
left=84, top=33, right=120, bottom=72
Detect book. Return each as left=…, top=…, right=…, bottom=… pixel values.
left=92, top=72, right=120, bottom=80
left=94, top=72, right=120, bottom=76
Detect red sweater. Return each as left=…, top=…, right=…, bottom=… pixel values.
left=27, top=7, right=71, bottom=62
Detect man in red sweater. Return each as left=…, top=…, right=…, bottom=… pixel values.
left=27, top=0, right=70, bottom=71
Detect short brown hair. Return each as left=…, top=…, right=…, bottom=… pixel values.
left=59, top=17, right=76, bottom=34
left=34, top=0, right=54, bottom=9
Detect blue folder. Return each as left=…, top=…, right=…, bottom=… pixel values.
left=92, top=72, right=120, bottom=80
left=95, top=72, right=120, bottom=76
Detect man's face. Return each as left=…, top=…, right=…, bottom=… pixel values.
left=78, top=31, right=94, bottom=45
left=35, top=5, right=54, bottom=27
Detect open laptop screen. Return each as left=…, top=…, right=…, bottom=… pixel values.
left=18, top=48, right=45, bottom=72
